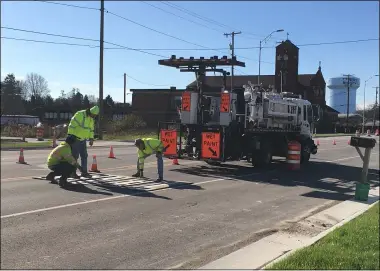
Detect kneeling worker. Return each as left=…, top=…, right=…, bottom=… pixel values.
left=46, top=135, right=84, bottom=187
left=132, top=138, right=164, bottom=182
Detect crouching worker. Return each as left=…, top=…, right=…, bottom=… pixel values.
left=132, top=138, right=164, bottom=182
left=46, top=135, right=84, bottom=187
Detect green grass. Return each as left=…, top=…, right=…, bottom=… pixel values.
left=267, top=202, right=380, bottom=270
left=1, top=140, right=53, bottom=149
left=313, top=133, right=354, bottom=138
left=103, top=130, right=158, bottom=141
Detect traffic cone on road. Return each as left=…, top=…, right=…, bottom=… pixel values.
left=17, top=148, right=26, bottom=164
left=375, top=129, right=379, bottom=136
left=348, top=139, right=351, bottom=145
left=316, top=140, right=320, bottom=146
left=333, top=139, right=336, bottom=145
left=172, top=158, right=179, bottom=165
left=108, top=146, right=116, bottom=159
left=89, top=155, right=100, bottom=172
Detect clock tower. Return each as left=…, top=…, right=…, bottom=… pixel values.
left=274, top=39, right=299, bottom=94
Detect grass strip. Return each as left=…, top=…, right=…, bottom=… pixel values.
left=268, top=202, right=379, bottom=270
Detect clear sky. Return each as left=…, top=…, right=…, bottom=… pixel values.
left=1, top=1, right=379, bottom=108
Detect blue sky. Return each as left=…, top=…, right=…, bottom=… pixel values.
left=1, top=1, right=379, bottom=108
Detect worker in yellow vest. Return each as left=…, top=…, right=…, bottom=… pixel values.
left=132, top=138, right=165, bottom=182
left=67, top=105, right=99, bottom=177
left=46, top=135, right=84, bottom=187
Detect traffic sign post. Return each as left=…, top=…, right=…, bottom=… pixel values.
left=349, top=136, right=377, bottom=201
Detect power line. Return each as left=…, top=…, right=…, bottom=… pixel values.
left=104, top=9, right=256, bottom=62
left=125, top=74, right=171, bottom=87
left=140, top=1, right=223, bottom=34
left=33, top=0, right=99, bottom=10
left=1, top=36, right=169, bottom=58
left=160, top=1, right=274, bottom=41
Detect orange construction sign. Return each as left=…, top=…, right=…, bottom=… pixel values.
left=181, top=92, right=191, bottom=111
left=201, top=132, right=221, bottom=159
left=220, top=93, right=230, bottom=113
left=160, top=130, right=177, bottom=156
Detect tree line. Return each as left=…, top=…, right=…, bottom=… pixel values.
left=1, top=73, right=128, bottom=118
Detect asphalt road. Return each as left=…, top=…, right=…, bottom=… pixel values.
left=1, top=136, right=379, bottom=269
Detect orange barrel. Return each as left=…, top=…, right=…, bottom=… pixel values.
left=287, top=141, right=301, bottom=170
left=36, top=127, right=44, bottom=141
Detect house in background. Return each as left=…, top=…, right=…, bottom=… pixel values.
left=131, top=39, right=339, bottom=131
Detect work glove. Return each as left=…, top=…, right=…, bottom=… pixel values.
left=132, top=170, right=143, bottom=178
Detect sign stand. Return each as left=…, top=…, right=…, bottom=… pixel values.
left=349, top=136, right=377, bottom=201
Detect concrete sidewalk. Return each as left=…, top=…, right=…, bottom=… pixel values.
left=199, top=186, right=380, bottom=270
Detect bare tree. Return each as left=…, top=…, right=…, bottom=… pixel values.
left=23, top=73, right=50, bottom=99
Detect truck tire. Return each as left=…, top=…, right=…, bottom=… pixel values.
left=252, top=141, right=272, bottom=168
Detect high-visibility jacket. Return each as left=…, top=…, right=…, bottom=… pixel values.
left=47, top=142, right=79, bottom=168
left=67, top=110, right=95, bottom=140
left=137, top=138, right=164, bottom=171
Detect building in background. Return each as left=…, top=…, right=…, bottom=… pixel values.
left=327, top=76, right=360, bottom=114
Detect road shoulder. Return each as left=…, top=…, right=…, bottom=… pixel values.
left=199, top=186, right=380, bottom=270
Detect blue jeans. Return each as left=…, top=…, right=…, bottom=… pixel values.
left=137, top=153, right=163, bottom=179
left=71, top=139, right=88, bottom=173
left=156, top=153, right=163, bottom=179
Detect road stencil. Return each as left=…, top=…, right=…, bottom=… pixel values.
left=32, top=173, right=177, bottom=192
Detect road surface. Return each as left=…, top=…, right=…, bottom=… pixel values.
left=1, top=136, right=379, bottom=269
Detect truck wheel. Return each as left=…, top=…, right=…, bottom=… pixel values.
left=252, top=143, right=272, bottom=168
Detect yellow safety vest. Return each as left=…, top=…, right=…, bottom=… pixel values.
left=67, top=110, right=95, bottom=140
left=47, top=142, right=78, bottom=168
left=137, top=138, right=164, bottom=170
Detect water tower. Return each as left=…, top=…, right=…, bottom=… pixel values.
left=327, top=76, right=360, bottom=114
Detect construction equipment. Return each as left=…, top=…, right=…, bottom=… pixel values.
left=157, top=55, right=321, bottom=167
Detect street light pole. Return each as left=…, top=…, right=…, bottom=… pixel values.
left=258, top=29, right=284, bottom=85
left=362, top=74, right=379, bottom=133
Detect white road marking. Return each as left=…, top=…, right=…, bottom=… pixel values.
left=1, top=153, right=378, bottom=219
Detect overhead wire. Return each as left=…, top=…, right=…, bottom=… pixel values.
left=33, top=0, right=99, bottom=10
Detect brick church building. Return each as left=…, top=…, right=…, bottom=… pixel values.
left=132, top=39, right=339, bottom=131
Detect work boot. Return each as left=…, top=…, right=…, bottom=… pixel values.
left=58, top=176, right=68, bottom=187
left=45, top=172, right=56, bottom=183
left=71, top=172, right=81, bottom=179
left=81, top=172, right=91, bottom=178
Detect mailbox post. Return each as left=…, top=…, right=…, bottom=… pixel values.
left=349, top=136, right=377, bottom=201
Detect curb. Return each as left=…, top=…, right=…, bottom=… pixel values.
left=199, top=186, right=380, bottom=270
left=263, top=189, right=380, bottom=269
left=1, top=143, right=135, bottom=151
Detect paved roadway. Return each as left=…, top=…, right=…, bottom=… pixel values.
left=1, top=136, right=379, bottom=269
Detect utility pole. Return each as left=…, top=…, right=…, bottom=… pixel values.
left=98, top=0, right=104, bottom=140
left=224, top=31, right=241, bottom=91
left=123, top=73, right=127, bottom=105
left=372, top=86, right=379, bottom=132
left=343, top=74, right=353, bottom=133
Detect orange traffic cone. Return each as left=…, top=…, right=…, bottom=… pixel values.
left=172, top=158, right=179, bottom=165
left=17, top=148, right=26, bottom=164
left=317, top=140, right=320, bottom=146
left=89, top=155, right=100, bottom=172
left=333, top=139, right=336, bottom=145
left=108, top=146, right=116, bottom=159
left=348, top=139, right=351, bottom=145
left=375, top=129, right=379, bottom=136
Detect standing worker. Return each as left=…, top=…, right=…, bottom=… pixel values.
left=67, top=105, right=99, bottom=177
left=46, top=135, right=85, bottom=187
left=132, top=138, right=165, bottom=182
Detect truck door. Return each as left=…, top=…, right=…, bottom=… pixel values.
left=300, top=105, right=312, bottom=137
